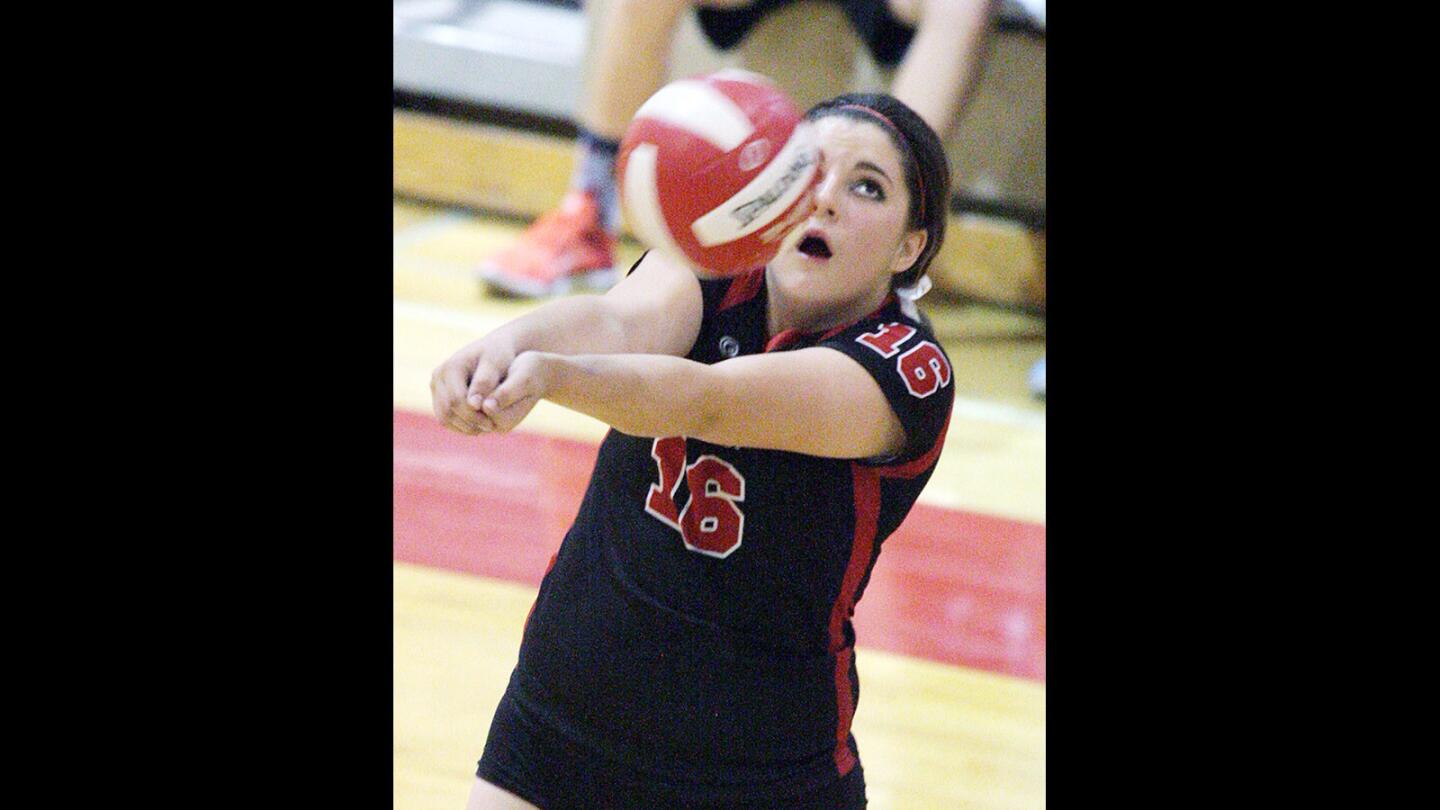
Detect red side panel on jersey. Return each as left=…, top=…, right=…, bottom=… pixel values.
left=829, top=463, right=882, bottom=775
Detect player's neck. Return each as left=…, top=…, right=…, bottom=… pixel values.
left=765, top=280, right=892, bottom=338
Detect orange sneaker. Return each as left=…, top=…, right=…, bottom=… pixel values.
left=477, top=190, right=618, bottom=297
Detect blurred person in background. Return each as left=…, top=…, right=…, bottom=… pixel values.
left=476, top=0, right=997, bottom=298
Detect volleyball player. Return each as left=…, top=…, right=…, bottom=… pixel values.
left=434, top=93, right=954, bottom=809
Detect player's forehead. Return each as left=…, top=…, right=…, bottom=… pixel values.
left=812, top=115, right=905, bottom=178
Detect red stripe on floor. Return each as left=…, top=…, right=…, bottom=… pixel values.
left=393, top=409, right=1045, bottom=681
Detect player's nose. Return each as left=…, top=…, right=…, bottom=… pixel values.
left=812, top=168, right=841, bottom=219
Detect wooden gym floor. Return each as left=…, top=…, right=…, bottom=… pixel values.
left=393, top=122, right=1046, bottom=809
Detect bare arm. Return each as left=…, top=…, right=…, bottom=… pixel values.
left=482, top=346, right=906, bottom=459
left=890, top=0, right=997, bottom=139
left=431, top=251, right=702, bottom=434
left=487, top=250, right=702, bottom=358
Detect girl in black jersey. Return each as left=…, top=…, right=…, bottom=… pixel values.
left=433, top=93, right=953, bottom=809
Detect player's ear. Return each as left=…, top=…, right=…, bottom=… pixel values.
left=889, top=228, right=927, bottom=277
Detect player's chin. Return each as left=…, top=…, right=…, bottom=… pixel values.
left=768, top=250, right=814, bottom=281
left=769, top=258, right=840, bottom=305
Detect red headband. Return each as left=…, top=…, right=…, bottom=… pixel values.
left=835, top=104, right=926, bottom=221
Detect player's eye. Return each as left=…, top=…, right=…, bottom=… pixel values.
left=852, top=177, right=885, bottom=201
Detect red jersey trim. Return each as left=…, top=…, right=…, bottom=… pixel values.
left=763, top=328, right=804, bottom=353
left=523, top=552, right=559, bottom=633
left=717, top=266, right=766, bottom=311
left=829, top=463, right=881, bottom=775
left=827, top=407, right=948, bottom=774
left=762, top=293, right=901, bottom=354
left=876, top=409, right=952, bottom=480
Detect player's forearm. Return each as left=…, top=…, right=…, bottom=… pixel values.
left=488, top=296, right=631, bottom=358
left=537, top=352, right=720, bottom=438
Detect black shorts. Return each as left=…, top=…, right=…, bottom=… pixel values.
left=476, top=689, right=868, bottom=809
left=696, top=0, right=917, bottom=67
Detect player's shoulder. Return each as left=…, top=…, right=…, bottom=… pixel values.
left=829, top=299, right=947, bottom=360
left=825, top=300, right=954, bottom=405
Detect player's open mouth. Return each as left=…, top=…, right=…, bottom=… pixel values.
left=797, top=231, right=832, bottom=260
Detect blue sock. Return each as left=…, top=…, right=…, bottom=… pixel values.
left=573, top=129, right=621, bottom=233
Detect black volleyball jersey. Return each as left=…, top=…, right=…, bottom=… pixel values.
left=505, top=263, right=955, bottom=800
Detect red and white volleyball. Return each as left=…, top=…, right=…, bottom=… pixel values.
left=616, top=70, right=820, bottom=277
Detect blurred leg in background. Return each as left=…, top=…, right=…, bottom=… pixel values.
left=476, top=0, right=999, bottom=298
left=476, top=0, right=749, bottom=297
